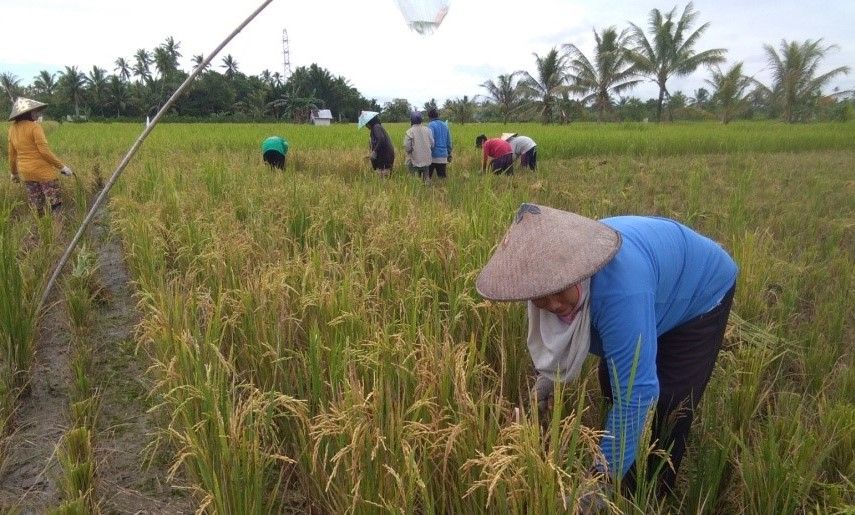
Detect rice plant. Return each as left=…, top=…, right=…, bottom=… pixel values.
left=4, top=120, right=848, bottom=513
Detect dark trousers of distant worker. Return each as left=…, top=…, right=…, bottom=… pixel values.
left=491, top=153, right=514, bottom=175
left=263, top=150, right=286, bottom=170
left=428, top=162, right=447, bottom=179
left=598, top=284, right=735, bottom=495
left=520, top=147, right=537, bottom=171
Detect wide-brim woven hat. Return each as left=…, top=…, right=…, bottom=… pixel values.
left=476, top=203, right=622, bottom=301
left=501, top=132, right=518, bottom=141
left=357, top=110, right=379, bottom=129
left=9, top=97, right=47, bottom=120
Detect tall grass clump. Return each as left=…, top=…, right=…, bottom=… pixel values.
left=0, top=203, right=40, bottom=382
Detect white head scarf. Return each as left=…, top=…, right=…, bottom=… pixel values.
left=526, top=279, right=592, bottom=383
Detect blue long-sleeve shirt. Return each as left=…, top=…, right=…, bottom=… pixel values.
left=588, top=216, right=738, bottom=477
left=428, top=119, right=452, bottom=159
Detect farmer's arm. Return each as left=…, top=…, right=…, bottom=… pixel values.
left=32, top=124, right=63, bottom=168
left=369, top=125, right=381, bottom=151
left=481, top=147, right=488, bottom=172
left=596, top=291, right=659, bottom=478
left=403, top=131, right=413, bottom=155
left=7, top=131, right=17, bottom=174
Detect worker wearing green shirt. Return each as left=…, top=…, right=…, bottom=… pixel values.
left=261, top=136, right=289, bottom=170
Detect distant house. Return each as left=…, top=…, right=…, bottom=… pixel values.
left=311, top=109, right=333, bottom=126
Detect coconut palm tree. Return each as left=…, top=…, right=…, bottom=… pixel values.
left=0, top=72, right=21, bottom=102
left=152, top=46, right=175, bottom=80
left=191, top=54, right=211, bottom=73
left=761, top=39, right=850, bottom=123
left=479, top=72, right=524, bottom=124
left=132, top=48, right=153, bottom=83
left=443, top=95, right=477, bottom=124
left=59, top=66, right=86, bottom=118
left=105, top=75, right=132, bottom=117
left=233, top=89, right=268, bottom=118
left=259, top=69, right=274, bottom=88
left=520, top=48, right=569, bottom=124
left=32, top=71, right=57, bottom=98
left=114, top=57, right=132, bottom=82
left=690, top=87, right=710, bottom=109
left=86, top=66, right=109, bottom=116
left=564, top=26, right=640, bottom=121
left=705, top=62, right=755, bottom=124
left=627, top=2, right=726, bottom=122
left=161, top=36, right=182, bottom=68
left=272, top=71, right=284, bottom=88
left=221, top=54, right=239, bottom=79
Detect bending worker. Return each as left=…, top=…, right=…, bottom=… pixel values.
left=359, top=111, right=395, bottom=178
left=261, top=135, right=289, bottom=170
left=475, top=134, right=513, bottom=175
left=7, top=97, right=73, bottom=215
left=502, top=133, right=538, bottom=171
left=476, top=204, right=737, bottom=494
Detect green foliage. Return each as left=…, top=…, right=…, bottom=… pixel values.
left=627, top=2, right=726, bottom=122
left=761, top=39, right=851, bottom=123
left=565, top=27, right=640, bottom=121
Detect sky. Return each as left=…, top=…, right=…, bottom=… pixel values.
left=2, top=0, right=853, bottom=107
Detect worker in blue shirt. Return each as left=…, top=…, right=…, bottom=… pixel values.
left=476, top=203, right=738, bottom=497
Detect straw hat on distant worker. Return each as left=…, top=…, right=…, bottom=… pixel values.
left=8, top=97, right=47, bottom=121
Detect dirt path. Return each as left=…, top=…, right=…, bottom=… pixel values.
left=0, top=285, right=70, bottom=512
left=89, top=214, right=193, bottom=514
left=0, top=212, right=193, bottom=513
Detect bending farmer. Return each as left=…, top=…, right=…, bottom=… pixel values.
left=475, top=134, right=513, bottom=175
left=262, top=136, right=289, bottom=170
left=476, top=204, right=737, bottom=494
left=502, top=133, right=538, bottom=171
left=358, top=111, right=395, bottom=178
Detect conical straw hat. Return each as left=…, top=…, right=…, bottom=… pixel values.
left=501, top=132, right=518, bottom=141
left=9, top=97, right=47, bottom=120
left=357, top=110, right=379, bottom=129
left=476, top=204, right=621, bottom=301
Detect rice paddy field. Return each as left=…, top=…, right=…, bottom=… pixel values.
left=1, top=121, right=853, bottom=513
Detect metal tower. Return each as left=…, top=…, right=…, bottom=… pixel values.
left=282, top=29, right=293, bottom=80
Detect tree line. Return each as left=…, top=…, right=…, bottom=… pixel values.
left=1, top=3, right=851, bottom=124
left=0, top=36, right=380, bottom=124
left=475, top=3, right=851, bottom=124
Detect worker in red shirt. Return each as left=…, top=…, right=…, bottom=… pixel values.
left=476, top=134, right=514, bottom=175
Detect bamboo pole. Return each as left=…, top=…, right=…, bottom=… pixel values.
left=37, top=0, right=276, bottom=313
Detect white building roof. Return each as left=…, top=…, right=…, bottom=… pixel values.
left=314, top=109, right=333, bottom=119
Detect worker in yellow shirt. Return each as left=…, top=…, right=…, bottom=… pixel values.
left=7, top=98, right=73, bottom=215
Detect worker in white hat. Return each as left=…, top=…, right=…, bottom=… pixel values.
left=501, top=133, right=538, bottom=171
left=358, top=111, right=395, bottom=178
left=477, top=204, right=738, bottom=497
left=7, top=98, right=73, bottom=215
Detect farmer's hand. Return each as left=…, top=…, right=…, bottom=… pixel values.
left=447, top=154, right=452, bottom=163
left=10, top=172, right=20, bottom=183
left=577, top=479, right=612, bottom=515
left=369, top=151, right=377, bottom=160
left=531, top=374, right=555, bottom=419
left=60, top=165, right=74, bottom=176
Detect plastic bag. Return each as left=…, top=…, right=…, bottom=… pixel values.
left=395, top=0, right=450, bottom=35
